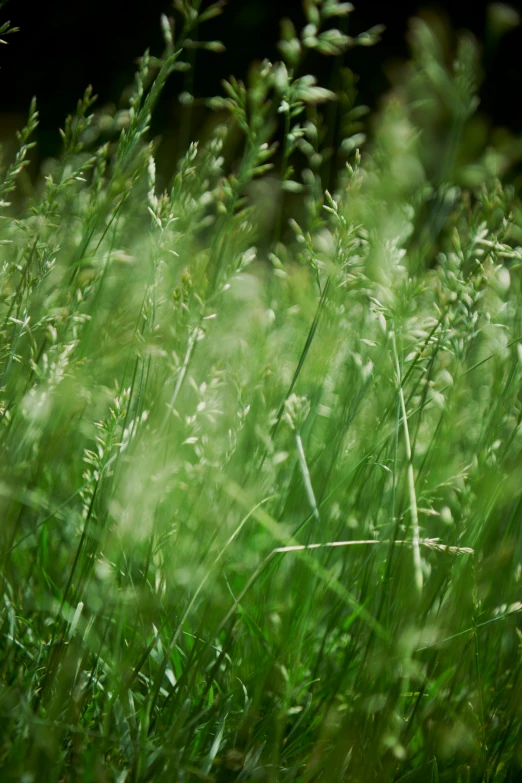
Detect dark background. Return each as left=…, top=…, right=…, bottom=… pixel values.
left=1, top=0, right=521, bottom=161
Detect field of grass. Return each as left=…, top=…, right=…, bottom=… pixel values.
left=1, top=1, right=522, bottom=780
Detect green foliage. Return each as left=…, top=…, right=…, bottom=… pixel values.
left=0, top=1, right=522, bottom=781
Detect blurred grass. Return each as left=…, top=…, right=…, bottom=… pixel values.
left=0, top=1, right=522, bottom=781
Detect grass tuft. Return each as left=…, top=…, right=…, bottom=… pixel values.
left=1, top=1, right=522, bottom=780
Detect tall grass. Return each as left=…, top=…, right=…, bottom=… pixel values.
left=1, top=1, right=522, bottom=780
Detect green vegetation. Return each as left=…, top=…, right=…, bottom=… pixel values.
left=1, top=1, right=522, bottom=780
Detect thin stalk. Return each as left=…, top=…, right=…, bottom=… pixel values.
left=295, top=432, right=320, bottom=523
left=392, top=332, right=424, bottom=594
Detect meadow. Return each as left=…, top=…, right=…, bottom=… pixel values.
left=1, top=0, right=522, bottom=780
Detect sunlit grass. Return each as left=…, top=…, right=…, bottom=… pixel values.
left=1, top=1, right=522, bottom=781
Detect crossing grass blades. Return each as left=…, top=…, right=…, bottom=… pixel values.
left=1, top=0, right=522, bottom=780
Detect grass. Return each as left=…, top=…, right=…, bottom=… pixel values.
left=1, top=0, right=522, bottom=780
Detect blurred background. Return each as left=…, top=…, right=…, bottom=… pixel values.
left=1, top=0, right=521, bottom=167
